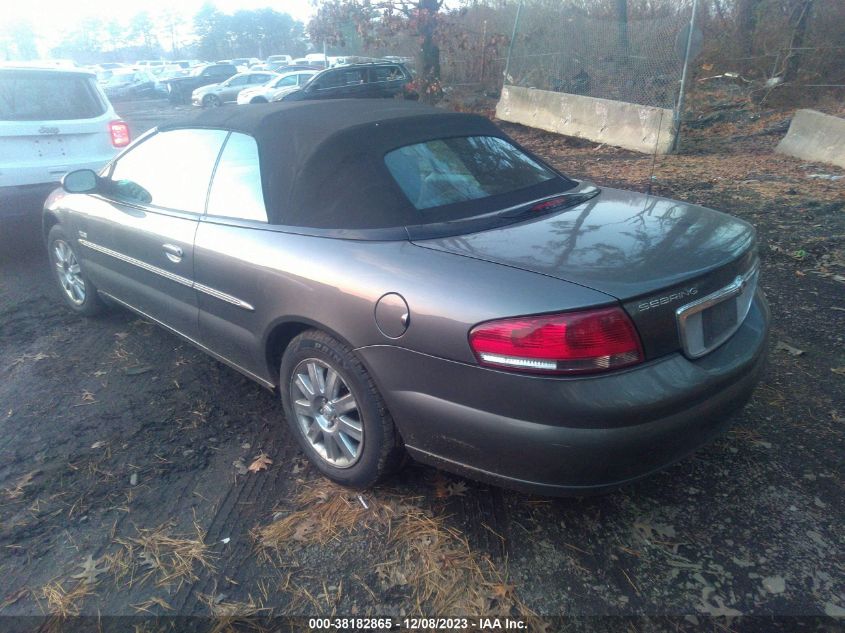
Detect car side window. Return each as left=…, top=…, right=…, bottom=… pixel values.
left=251, top=74, right=272, bottom=84
left=275, top=75, right=297, bottom=87
left=229, top=76, right=249, bottom=86
left=206, top=133, right=267, bottom=223
left=314, top=71, right=339, bottom=90
left=371, top=66, right=403, bottom=83
left=344, top=69, right=367, bottom=85
left=108, top=129, right=227, bottom=213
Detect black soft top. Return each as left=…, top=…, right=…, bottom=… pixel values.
left=160, top=99, right=568, bottom=230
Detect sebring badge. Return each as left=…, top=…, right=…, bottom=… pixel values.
left=638, top=287, right=698, bottom=312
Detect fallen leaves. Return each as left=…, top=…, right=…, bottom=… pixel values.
left=292, top=518, right=319, bottom=542
left=445, top=481, right=469, bottom=497
left=775, top=341, right=805, bottom=356
left=248, top=452, right=273, bottom=473
left=831, top=367, right=845, bottom=376
left=71, top=554, right=109, bottom=586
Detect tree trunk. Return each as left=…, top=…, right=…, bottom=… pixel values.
left=418, top=0, right=441, bottom=82
left=736, top=0, right=762, bottom=57
left=784, top=0, right=814, bottom=81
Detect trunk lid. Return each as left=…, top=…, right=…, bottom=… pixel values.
left=412, top=186, right=758, bottom=359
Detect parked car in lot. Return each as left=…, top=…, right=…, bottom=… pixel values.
left=192, top=71, right=277, bottom=107
left=43, top=100, right=769, bottom=494
left=0, top=66, right=128, bottom=226
left=101, top=69, right=159, bottom=101
left=162, top=63, right=238, bottom=104
left=292, top=57, right=326, bottom=69
left=268, top=63, right=322, bottom=74
left=266, top=54, right=292, bottom=66
left=231, top=58, right=261, bottom=70
left=272, top=62, right=413, bottom=102
left=236, top=70, right=318, bottom=104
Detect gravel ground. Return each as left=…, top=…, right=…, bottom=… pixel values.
left=0, top=98, right=842, bottom=630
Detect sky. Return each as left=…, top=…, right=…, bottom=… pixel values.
left=1, top=0, right=317, bottom=55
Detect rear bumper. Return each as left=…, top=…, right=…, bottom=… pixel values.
left=357, top=291, right=770, bottom=496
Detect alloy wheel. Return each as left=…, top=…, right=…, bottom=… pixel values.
left=289, top=358, right=363, bottom=468
left=53, top=239, right=85, bottom=306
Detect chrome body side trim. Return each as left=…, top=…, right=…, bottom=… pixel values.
left=79, top=238, right=254, bottom=311
left=194, top=282, right=255, bottom=312
left=98, top=290, right=275, bottom=390
left=78, top=238, right=193, bottom=288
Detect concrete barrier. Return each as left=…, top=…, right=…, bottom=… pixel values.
left=496, top=85, right=676, bottom=154
left=776, top=109, right=845, bottom=169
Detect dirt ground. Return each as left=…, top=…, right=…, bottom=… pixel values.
left=0, top=97, right=843, bottom=631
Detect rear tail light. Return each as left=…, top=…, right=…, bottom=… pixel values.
left=109, top=120, right=131, bottom=148
left=469, top=306, right=644, bottom=375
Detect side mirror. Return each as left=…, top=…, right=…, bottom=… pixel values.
left=62, top=169, right=98, bottom=194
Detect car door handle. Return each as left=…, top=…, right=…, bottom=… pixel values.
left=162, top=244, right=183, bottom=263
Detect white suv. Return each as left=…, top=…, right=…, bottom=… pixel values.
left=0, top=67, right=130, bottom=225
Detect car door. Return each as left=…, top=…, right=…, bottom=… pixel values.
left=220, top=75, right=250, bottom=101
left=249, top=73, right=274, bottom=87
left=193, top=132, right=271, bottom=378
left=309, top=68, right=367, bottom=100
left=369, top=65, right=406, bottom=98
left=76, top=128, right=227, bottom=340
left=335, top=68, right=369, bottom=99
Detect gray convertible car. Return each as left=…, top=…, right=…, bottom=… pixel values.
left=43, top=100, right=769, bottom=494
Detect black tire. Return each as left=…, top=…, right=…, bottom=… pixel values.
left=47, top=224, right=105, bottom=316
left=203, top=94, right=221, bottom=108
left=250, top=97, right=268, bottom=104
left=280, top=330, right=404, bottom=488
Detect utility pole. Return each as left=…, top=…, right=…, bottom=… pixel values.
left=480, top=20, right=488, bottom=84
left=673, top=0, right=699, bottom=152
left=503, top=1, right=523, bottom=85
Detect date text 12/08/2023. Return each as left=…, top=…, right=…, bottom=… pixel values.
left=307, top=617, right=528, bottom=630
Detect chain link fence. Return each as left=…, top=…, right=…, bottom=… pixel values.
left=503, top=7, right=691, bottom=111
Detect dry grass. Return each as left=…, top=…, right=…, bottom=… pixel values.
left=4, top=470, right=39, bottom=500
left=254, top=479, right=539, bottom=621
left=199, top=593, right=273, bottom=633
left=109, top=521, right=215, bottom=591
left=254, top=480, right=396, bottom=549
left=10, top=351, right=56, bottom=367
left=200, top=593, right=271, bottom=618
left=40, top=580, right=92, bottom=618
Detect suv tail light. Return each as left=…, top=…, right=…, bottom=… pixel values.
left=469, top=307, right=644, bottom=375
left=109, top=120, right=131, bottom=148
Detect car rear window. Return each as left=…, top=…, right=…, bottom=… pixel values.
left=0, top=74, right=105, bottom=121
left=384, top=136, right=556, bottom=210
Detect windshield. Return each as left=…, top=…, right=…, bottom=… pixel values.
left=385, top=136, right=557, bottom=211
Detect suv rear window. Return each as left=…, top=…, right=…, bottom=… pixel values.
left=0, top=74, right=105, bottom=121
left=384, top=136, right=555, bottom=210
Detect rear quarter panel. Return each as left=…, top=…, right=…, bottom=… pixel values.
left=192, top=222, right=617, bottom=385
